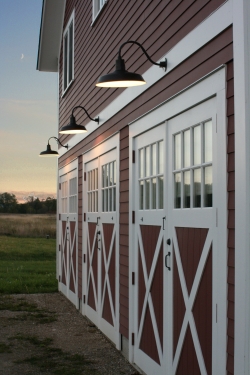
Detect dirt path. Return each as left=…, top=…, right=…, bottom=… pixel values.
left=0, top=293, right=139, bottom=375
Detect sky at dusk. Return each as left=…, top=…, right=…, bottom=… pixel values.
left=0, top=0, right=58, bottom=201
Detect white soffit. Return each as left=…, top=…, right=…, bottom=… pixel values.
left=37, top=0, right=66, bottom=72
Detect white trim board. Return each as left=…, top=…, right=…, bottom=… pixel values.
left=58, top=0, right=232, bottom=157
left=59, top=158, right=78, bottom=177
left=233, top=0, right=250, bottom=373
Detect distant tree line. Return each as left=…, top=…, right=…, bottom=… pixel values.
left=0, top=192, right=57, bottom=214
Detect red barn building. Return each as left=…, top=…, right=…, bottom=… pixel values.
left=37, top=0, right=250, bottom=374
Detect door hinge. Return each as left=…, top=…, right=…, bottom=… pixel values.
left=84, top=213, right=86, bottom=222
left=83, top=295, right=86, bottom=304
left=83, top=254, right=86, bottom=263
left=59, top=214, right=61, bottom=220
left=132, top=272, right=135, bottom=285
left=132, top=150, right=135, bottom=163
left=132, top=211, right=135, bottom=224
left=59, top=183, right=61, bottom=190
left=132, top=333, right=135, bottom=346
left=59, top=245, right=61, bottom=252
left=84, top=172, right=86, bottom=181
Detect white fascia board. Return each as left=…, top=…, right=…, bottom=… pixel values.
left=59, top=0, right=232, bottom=157
left=59, top=158, right=78, bottom=177
left=37, top=0, right=66, bottom=72
left=233, top=0, right=250, bottom=373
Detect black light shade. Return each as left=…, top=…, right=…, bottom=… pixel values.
left=96, top=57, right=146, bottom=88
left=59, top=114, right=87, bottom=134
left=96, top=41, right=167, bottom=88
left=39, top=137, right=68, bottom=157
left=39, top=144, right=59, bottom=157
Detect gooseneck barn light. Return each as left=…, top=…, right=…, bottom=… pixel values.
left=59, top=106, right=99, bottom=134
left=39, top=137, right=68, bottom=157
left=96, top=40, right=167, bottom=88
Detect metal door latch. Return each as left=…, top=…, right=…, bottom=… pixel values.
left=162, top=216, right=166, bottom=230
left=165, top=252, right=171, bottom=270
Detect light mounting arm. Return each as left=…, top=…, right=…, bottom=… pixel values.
left=48, top=137, right=68, bottom=149
left=71, top=106, right=99, bottom=124
left=117, top=40, right=167, bottom=71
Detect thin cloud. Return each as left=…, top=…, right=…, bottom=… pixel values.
left=21, top=53, right=24, bottom=60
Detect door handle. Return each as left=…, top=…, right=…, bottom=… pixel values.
left=162, top=216, right=166, bottom=230
left=165, top=252, right=171, bottom=270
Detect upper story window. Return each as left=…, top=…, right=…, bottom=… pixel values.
left=63, top=11, right=74, bottom=93
left=92, top=0, right=106, bottom=22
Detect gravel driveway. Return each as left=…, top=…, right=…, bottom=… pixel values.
left=0, top=293, right=139, bottom=375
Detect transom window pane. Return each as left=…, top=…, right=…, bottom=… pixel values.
left=88, top=168, right=98, bottom=212
left=152, top=144, right=157, bottom=175
left=139, top=140, right=164, bottom=210
left=146, top=146, right=150, bottom=177
left=69, top=177, right=77, bottom=213
left=113, top=161, right=116, bottom=185
left=173, top=119, right=213, bottom=209
left=204, top=120, right=212, bottom=162
left=61, top=181, right=68, bottom=213
left=102, top=160, right=116, bottom=212
left=139, top=149, right=144, bottom=178
left=193, top=125, right=201, bottom=165
left=158, top=141, right=163, bottom=174
left=184, top=130, right=190, bottom=168
left=174, top=133, right=181, bottom=170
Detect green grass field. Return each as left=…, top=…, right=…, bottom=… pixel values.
left=0, top=236, right=57, bottom=294
left=0, top=214, right=56, bottom=238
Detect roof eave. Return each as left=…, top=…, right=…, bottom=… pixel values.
left=36, top=0, right=66, bottom=72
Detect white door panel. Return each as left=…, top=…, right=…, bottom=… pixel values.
left=131, top=97, right=227, bottom=375
left=59, top=166, right=78, bottom=307
left=83, top=146, right=119, bottom=347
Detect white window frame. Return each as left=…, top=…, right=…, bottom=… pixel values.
left=92, top=0, right=107, bottom=24
left=62, top=10, right=74, bottom=95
